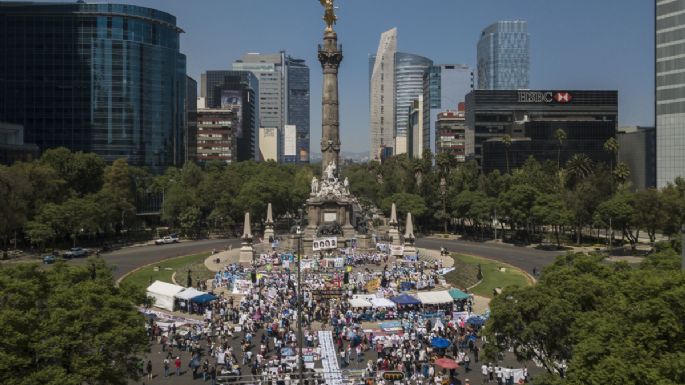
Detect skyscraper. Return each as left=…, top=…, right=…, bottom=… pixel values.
left=394, top=52, right=433, bottom=155
left=233, top=52, right=310, bottom=163
left=369, top=28, right=397, bottom=161
left=0, top=2, right=187, bottom=172
left=426, top=64, right=474, bottom=153
left=656, top=1, right=685, bottom=186
left=209, top=71, right=259, bottom=162
left=477, top=21, right=529, bottom=90
left=185, top=76, right=198, bottom=163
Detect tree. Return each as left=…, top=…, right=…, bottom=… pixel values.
left=497, top=184, right=540, bottom=242
left=594, top=191, right=638, bottom=250
left=381, top=192, right=427, bottom=221
left=612, top=162, right=631, bottom=185
left=502, top=135, right=512, bottom=174
left=0, top=165, right=31, bottom=249
left=554, top=128, right=567, bottom=169
left=532, top=193, right=571, bottom=248
left=179, top=206, right=202, bottom=238
left=485, top=252, right=685, bottom=385
left=0, top=258, right=148, bottom=385
left=102, top=159, right=135, bottom=233
left=565, top=154, right=593, bottom=188
left=631, top=188, right=663, bottom=244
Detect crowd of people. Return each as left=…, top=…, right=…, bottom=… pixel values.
left=139, top=247, right=529, bottom=385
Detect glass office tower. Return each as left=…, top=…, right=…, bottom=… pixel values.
left=394, top=52, right=433, bottom=155
left=477, top=21, right=529, bottom=90
left=0, top=2, right=187, bottom=171
left=656, top=0, right=685, bottom=187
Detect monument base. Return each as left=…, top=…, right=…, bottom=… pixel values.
left=263, top=228, right=275, bottom=244
left=388, top=228, right=401, bottom=245
left=238, top=245, right=254, bottom=265
left=403, top=245, right=417, bottom=257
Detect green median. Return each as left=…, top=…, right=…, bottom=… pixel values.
left=445, top=253, right=531, bottom=298
left=120, top=252, right=212, bottom=288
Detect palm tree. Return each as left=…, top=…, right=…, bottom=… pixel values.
left=613, top=162, right=631, bottom=185
left=603, top=137, right=619, bottom=173
left=603, top=137, right=619, bottom=191
left=565, top=153, right=593, bottom=187
left=554, top=128, right=567, bottom=169
left=502, top=135, right=512, bottom=174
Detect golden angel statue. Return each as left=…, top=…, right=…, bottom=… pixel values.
left=320, top=0, right=337, bottom=31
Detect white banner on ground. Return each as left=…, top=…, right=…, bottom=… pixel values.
left=313, top=237, right=338, bottom=251
left=318, top=330, right=343, bottom=385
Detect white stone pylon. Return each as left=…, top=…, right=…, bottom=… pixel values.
left=239, top=212, right=254, bottom=264
left=389, top=203, right=398, bottom=226
left=404, top=212, right=415, bottom=241
left=264, top=203, right=275, bottom=244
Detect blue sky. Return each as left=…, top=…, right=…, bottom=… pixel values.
left=55, top=0, right=655, bottom=153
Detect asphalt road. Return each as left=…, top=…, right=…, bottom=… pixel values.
left=416, top=237, right=562, bottom=275
left=82, top=236, right=563, bottom=282
left=73, top=239, right=242, bottom=279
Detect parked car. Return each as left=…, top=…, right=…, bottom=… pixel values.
left=42, top=255, right=55, bottom=264
left=154, top=235, right=179, bottom=245
left=63, top=247, right=89, bottom=258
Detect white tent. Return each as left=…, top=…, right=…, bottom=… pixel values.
left=174, top=287, right=205, bottom=301
left=146, top=281, right=185, bottom=311
left=353, top=294, right=376, bottom=302
left=416, top=290, right=453, bottom=305
left=371, top=297, right=397, bottom=308
left=348, top=298, right=373, bottom=308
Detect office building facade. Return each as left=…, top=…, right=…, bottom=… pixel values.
left=0, top=2, right=186, bottom=171
left=656, top=1, right=685, bottom=186
left=233, top=52, right=310, bottom=163
left=618, top=126, right=656, bottom=191
left=436, top=104, right=473, bottom=163
left=477, top=21, right=529, bottom=90
left=407, top=95, right=425, bottom=159
left=426, top=64, right=474, bottom=153
left=185, top=76, right=198, bottom=163
left=196, top=109, right=238, bottom=164
left=465, top=90, right=618, bottom=174
left=206, top=71, right=259, bottom=162
left=394, top=52, right=433, bottom=155
left=369, top=28, right=398, bottom=161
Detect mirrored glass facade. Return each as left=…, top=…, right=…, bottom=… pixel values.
left=394, top=52, right=433, bottom=154
left=0, top=3, right=186, bottom=172
left=656, top=0, right=685, bottom=186
left=477, top=21, right=529, bottom=90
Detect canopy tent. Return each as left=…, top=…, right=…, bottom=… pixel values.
left=191, top=293, right=217, bottom=304
left=371, top=297, right=397, bottom=308
left=448, top=288, right=470, bottom=301
left=431, top=337, right=450, bottom=349
left=353, top=294, right=377, bottom=302
left=348, top=298, right=373, bottom=308
left=390, top=293, right=421, bottom=305
left=434, top=357, right=459, bottom=369
left=146, top=281, right=185, bottom=311
left=175, top=287, right=206, bottom=301
left=416, top=290, right=453, bottom=305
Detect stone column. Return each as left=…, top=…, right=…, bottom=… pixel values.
left=318, top=31, right=343, bottom=175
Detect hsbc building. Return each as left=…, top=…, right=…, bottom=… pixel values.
left=464, top=90, right=618, bottom=173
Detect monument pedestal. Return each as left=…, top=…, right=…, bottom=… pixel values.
left=238, top=243, right=254, bottom=265
left=388, top=228, right=401, bottom=245
left=263, top=227, right=275, bottom=244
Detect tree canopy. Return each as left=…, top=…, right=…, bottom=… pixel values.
left=0, top=258, right=148, bottom=385
left=484, top=250, right=685, bottom=385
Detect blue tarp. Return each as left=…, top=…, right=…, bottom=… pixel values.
left=191, top=293, right=217, bottom=304
left=390, top=293, right=421, bottom=305
left=467, top=315, right=486, bottom=326
left=431, top=337, right=451, bottom=349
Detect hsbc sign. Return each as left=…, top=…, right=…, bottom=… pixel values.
left=518, top=91, right=572, bottom=104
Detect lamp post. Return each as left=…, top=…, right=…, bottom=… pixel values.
left=440, top=177, right=447, bottom=234
left=295, top=224, right=304, bottom=383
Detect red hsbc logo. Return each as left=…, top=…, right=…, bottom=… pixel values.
left=554, top=92, right=572, bottom=103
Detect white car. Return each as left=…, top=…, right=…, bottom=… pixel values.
left=155, top=235, right=179, bottom=245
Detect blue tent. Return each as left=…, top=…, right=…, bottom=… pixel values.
left=467, top=315, right=486, bottom=326
left=431, top=337, right=451, bottom=349
left=191, top=293, right=217, bottom=304
left=390, top=293, right=421, bottom=305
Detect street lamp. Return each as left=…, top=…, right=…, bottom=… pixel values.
left=295, top=225, right=304, bottom=383
left=440, top=177, right=447, bottom=234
